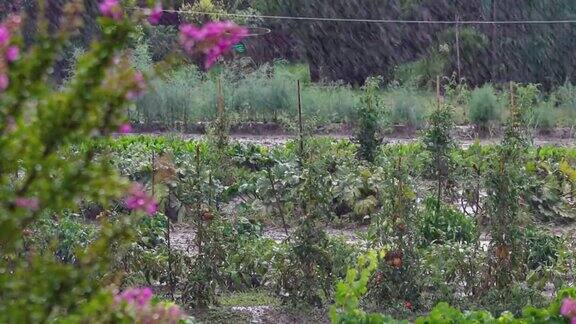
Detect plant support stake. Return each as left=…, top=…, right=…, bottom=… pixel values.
left=297, top=80, right=304, bottom=164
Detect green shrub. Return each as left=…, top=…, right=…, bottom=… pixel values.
left=330, top=249, right=576, bottom=324
left=468, top=85, right=501, bottom=130
left=387, top=86, right=429, bottom=128
left=418, top=197, right=476, bottom=246
left=355, top=77, right=384, bottom=162
left=550, top=83, right=576, bottom=127
left=532, top=101, right=557, bottom=131
left=302, top=81, right=360, bottom=124
left=521, top=227, right=562, bottom=270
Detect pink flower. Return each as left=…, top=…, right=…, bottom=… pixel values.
left=118, top=123, right=132, bottom=134
left=125, top=183, right=157, bottom=215
left=6, top=46, right=19, bottom=62
left=0, top=73, right=9, bottom=92
left=168, top=305, right=182, bottom=319
left=115, top=287, right=184, bottom=323
left=148, top=2, right=163, bottom=25
left=99, top=0, right=123, bottom=21
left=126, top=71, right=147, bottom=100
left=0, top=25, right=10, bottom=45
left=115, top=287, right=153, bottom=307
left=561, top=298, right=576, bottom=319
left=179, top=21, right=248, bottom=69
left=15, top=197, right=39, bottom=211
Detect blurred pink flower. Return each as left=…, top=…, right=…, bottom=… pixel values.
left=0, top=25, right=9, bottom=44
left=562, top=298, right=576, bottom=319
left=99, top=0, right=123, bottom=21
left=125, top=183, right=157, bottom=215
left=148, top=2, right=163, bottom=25
left=115, top=287, right=184, bottom=323
left=0, top=73, right=9, bottom=92
left=126, top=71, right=146, bottom=100
left=179, top=21, right=248, bottom=69
left=6, top=46, right=19, bottom=62
left=15, top=197, right=39, bottom=211
left=115, top=287, right=153, bottom=307
left=118, top=123, right=132, bottom=134
left=168, top=305, right=182, bottom=319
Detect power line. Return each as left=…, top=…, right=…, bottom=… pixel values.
left=157, top=8, right=576, bottom=25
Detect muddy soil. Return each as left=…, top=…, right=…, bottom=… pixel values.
left=128, top=130, right=575, bottom=148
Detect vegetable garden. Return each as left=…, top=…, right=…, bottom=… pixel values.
left=3, top=1, right=576, bottom=323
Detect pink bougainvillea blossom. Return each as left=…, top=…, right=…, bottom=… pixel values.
left=562, top=298, right=576, bottom=322
left=148, top=2, right=163, bottom=25
left=99, top=0, right=123, bottom=21
left=115, top=287, right=153, bottom=307
left=6, top=46, right=19, bottom=62
left=0, top=26, right=9, bottom=45
left=125, top=183, right=157, bottom=215
left=115, top=287, right=184, bottom=323
left=118, top=123, right=133, bottom=134
left=167, top=305, right=183, bottom=319
left=126, top=71, right=146, bottom=100
left=0, top=73, right=9, bottom=92
left=15, top=197, right=39, bottom=211
left=179, top=21, right=248, bottom=69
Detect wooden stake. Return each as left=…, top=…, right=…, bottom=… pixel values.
left=510, top=82, right=515, bottom=108
left=267, top=167, right=289, bottom=237
left=216, top=78, right=227, bottom=148
left=297, top=80, right=304, bottom=161
left=217, top=78, right=224, bottom=117
left=436, top=75, right=441, bottom=109
left=151, top=150, right=155, bottom=197
left=455, top=14, right=462, bottom=80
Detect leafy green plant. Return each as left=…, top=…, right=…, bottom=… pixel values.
left=485, top=92, right=529, bottom=290
left=468, top=85, right=501, bottom=132
left=0, top=4, right=157, bottom=321
left=330, top=250, right=402, bottom=324
left=355, top=76, right=385, bottom=162
left=418, top=197, right=476, bottom=246
left=388, top=86, right=428, bottom=128
left=422, top=95, right=456, bottom=205
left=367, top=158, right=422, bottom=312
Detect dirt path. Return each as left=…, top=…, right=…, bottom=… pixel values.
left=131, top=132, right=574, bottom=148
left=169, top=222, right=366, bottom=256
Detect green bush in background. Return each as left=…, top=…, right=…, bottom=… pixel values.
left=468, top=85, right=502, bottom=131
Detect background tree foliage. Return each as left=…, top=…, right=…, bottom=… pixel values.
left=256, top=0, right=576, bottom=87
left=3, top=0, right=576, bottom=87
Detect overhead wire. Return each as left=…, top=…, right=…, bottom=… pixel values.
left=153, top=8, right=576, bottom=25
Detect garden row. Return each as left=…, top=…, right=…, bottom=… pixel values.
left=131, top=58, right=576, bottom=133
left=46, top=126, right=575, bottom=321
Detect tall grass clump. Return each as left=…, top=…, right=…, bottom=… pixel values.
left=468, top=85, right=502, bottom=132
left=223, top=64, right=294, bottom=122
left=134, top=61, right=362, bottom=128
left=550, top=83, right=576, bottom=128
left=135, top=66, right=217, bottom=125
left=302, top=82, right=360, bottom=125
left=532, top=101, right=557, bottom=132
left=386, top=86, right=430, bottom=128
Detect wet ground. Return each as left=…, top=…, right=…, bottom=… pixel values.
left=138, top=132, right=575, bottom=148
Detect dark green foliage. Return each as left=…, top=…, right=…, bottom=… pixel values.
left=521, top=227, right=562, bottom=271
left=367, top=159, right=422, bottom=311
left=422, top=96, right=455, bottom=204
left=469, top=85, right=501, bottom=131
left=275, top=148, right=336, bottom=306
left=355, top=77, right=384, bottom=162
left=263, top=1, right=576, bottom=87
left=418, top=197, right=476, bottom=246
left=485, top=92, right=530, bottom=289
